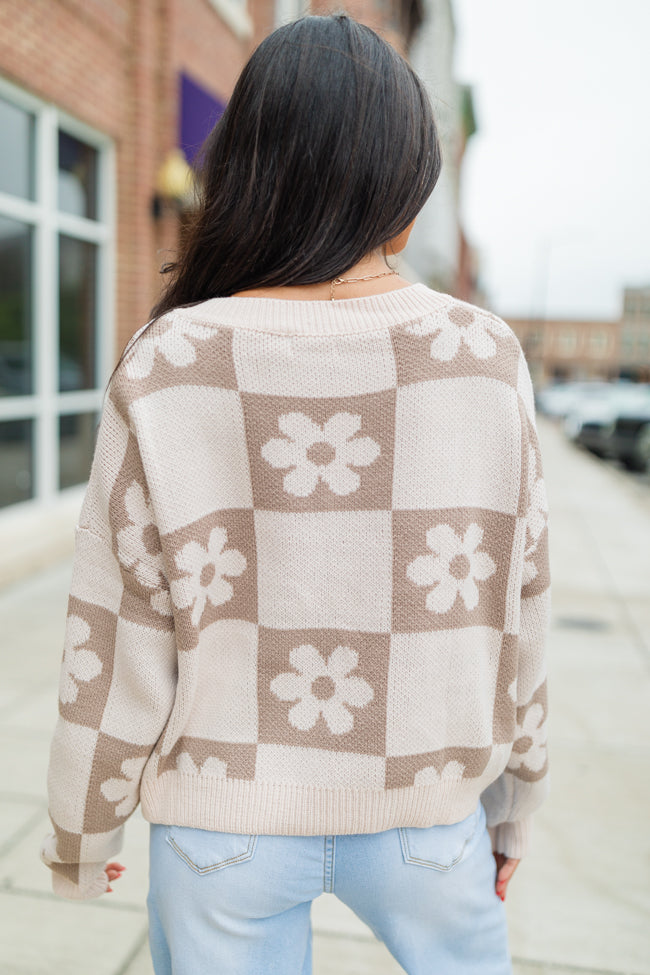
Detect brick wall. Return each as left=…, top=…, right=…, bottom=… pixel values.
left=0, top=0, right=273, bottom=357
left=508, top=318, right=621, bottom=385
left=1, top=0, right=405, bottom=359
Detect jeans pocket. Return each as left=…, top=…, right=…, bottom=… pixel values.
left=165, top=826, right=258, bottom=875
left=398, top=803, right=482, bottom=872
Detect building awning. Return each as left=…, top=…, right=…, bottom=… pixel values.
left=179, top=71, right=226, bottom=165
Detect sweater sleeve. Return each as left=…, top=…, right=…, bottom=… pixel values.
left=480, top=350, right=551, bottom=859
left=39, top=382, right=177, bottom=900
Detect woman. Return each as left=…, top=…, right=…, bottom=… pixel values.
left=40, top=14, right=551, bottom=975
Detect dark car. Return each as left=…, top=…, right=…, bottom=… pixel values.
left=563, top=383, right=649, bottom=459
left=606, top=392, right=650, bottom=471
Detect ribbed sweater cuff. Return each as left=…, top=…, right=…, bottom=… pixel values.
left=488, top=816, right=534, bottom=858
left=49, top=863, right=108, bottom=900
left=40, top=834, right=109, bottom=900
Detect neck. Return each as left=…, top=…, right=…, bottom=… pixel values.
left=232, top=252, right=409, bottom=302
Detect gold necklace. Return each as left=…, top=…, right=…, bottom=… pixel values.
left=330, top=269, right=398, bottom=301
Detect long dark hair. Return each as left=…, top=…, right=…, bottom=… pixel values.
left=112, top=14, right=441, bottom=381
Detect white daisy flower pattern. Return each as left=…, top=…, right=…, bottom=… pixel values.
left=171, top=526, right=246, bottom=627
left=508, top=702, right=547, bottom=773
left=100, top=755, right=148, bottom=817
left=59, top=615, right=102, bottom=705
left=124, top=315, right=213, bottom=380
left=176, top=752, right=228, bottom=777
left=407, top=522, right=497, bottom=614
left=116, top=480, right=172, bottom=617
left=261, top=411, right=380, bottom=497
left=116, top=481, right=163, bottom=586
left=405, top=304, right=501, bottom=361
left=522, top=445, right=549, bottom=585
left=271, top=644, right=374, bottom=735
left=413, top=760, right=466, bottom=786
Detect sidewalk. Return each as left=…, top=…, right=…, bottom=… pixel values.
left=0, top=417, right=648, bottom=975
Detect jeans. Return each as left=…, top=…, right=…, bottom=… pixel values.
left=146, top=798, right=512, bottom=975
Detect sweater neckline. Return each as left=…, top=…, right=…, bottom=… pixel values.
left=182, top=282, right=451, bottom=336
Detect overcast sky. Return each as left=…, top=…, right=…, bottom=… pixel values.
left=451, top=0, right=650, bottom=321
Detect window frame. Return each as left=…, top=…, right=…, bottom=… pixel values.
left=557, top=327, right=578, bottom=357
left=0, top=76, right=115, bottom=509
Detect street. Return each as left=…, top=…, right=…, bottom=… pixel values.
left=0, top=415, right=648, bottom=975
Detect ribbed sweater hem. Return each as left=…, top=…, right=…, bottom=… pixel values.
left=140, top=771, right=491, bottom=836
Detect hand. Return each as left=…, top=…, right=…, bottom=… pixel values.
left=105, top=861, right=126, bottom=893
left=493, top=853, right=519, bottom=901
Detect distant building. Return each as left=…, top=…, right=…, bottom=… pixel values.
left=403, top=0, right=478, bottom=300
left=619, top=286, right=650, bottom=382
left=507, top=318, right=620, bottom=388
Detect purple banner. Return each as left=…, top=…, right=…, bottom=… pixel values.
left=179, top=71, right=226, bottom=165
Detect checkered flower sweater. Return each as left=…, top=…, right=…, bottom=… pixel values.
left=40, top=283, right=551, bottom=900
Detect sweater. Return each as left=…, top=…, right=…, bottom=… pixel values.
left=40, top=282, right=551, bottom=900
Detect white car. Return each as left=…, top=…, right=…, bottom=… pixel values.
left=535, top=381, right=613, bottom=419
left=563, top=383, right=647, bottom=450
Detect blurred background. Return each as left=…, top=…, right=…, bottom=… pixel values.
left=0, top=2, right=648, bottom=974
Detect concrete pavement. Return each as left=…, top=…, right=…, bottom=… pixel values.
left=0, top=415, right=648, bottom=974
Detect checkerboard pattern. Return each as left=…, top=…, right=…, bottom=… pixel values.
left=41, top=285, right=550, bottom=898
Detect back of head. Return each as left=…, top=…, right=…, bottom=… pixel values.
left=152, top=14, right=441, bottom=314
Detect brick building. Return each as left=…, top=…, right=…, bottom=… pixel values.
left=0, top=0, right=432, bottom=522
left=507, top=317, right=620, bottom=388
left=0, top=0, right=479, bottom=576
left=403, top=0, right=478, bottom=300
left=619, top=286, right=650, bottom=382
left=0, top=0, right=285, bottom=516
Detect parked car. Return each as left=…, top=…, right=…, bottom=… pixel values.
left=605, top=388, right=650, bottom=471
left=563, top=383, right=649, bottom=458
left=535, top=381, right=613, bottom=419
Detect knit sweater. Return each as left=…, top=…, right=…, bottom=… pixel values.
left=40, top=283, right=551, bottom=900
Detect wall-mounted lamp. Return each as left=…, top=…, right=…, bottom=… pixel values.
left=151, top=148, right=196, bottom=220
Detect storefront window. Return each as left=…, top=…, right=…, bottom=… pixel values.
left=0, top=79, right=113, bottom=506
left=59, top=235, right=98, bottom=392
left=588, top=330, right=609, bottom=357
left=0, top=216, right=32, bottom=397
left=0, top=419, right=33, bottom=507
left=59, top=412, right=99, bottom=489
left=0, top=97, right=34, bottom=200
left=558, top=328, right=578, bottom=356
left=58, top=130, right=98, bottom=220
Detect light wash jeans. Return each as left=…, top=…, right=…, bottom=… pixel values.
left=146, top=798, right=512, bottom=975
